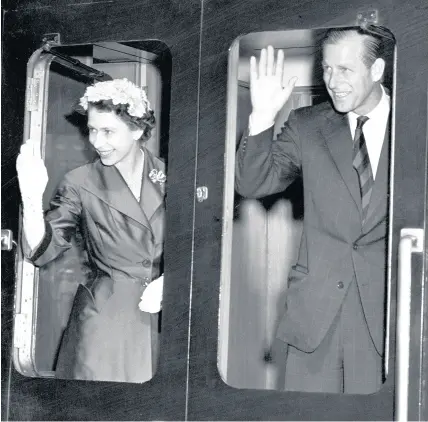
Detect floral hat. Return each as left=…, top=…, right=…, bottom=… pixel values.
left=79, top=78, right=152, bottom=118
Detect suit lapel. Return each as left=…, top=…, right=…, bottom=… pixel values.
left=82, top=159, right=152, bottom=231
left=321, top=109, right=362, bottom=215
left=140, top=148, right=166, bottom=223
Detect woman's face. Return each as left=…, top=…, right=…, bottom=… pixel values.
left=87, top=107, right=143, bottom=166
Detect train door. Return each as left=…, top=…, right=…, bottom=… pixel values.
left=189, top=0, right=427, bottom=420
left=1, top=1, right=201, bottom=420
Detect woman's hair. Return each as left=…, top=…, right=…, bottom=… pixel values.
left=79, top=78, right=156, bottom=142
left=88, top=99, right=155, bottom=142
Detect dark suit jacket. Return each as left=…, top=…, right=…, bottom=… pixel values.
left=235, top=101, right=390, bottom=355
left=27, top=146, right=165, bottom=287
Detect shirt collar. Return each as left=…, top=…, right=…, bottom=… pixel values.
left=348, top=85, right=390, bottom=126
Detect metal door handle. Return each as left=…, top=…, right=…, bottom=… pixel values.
left=395, top=228, right=424, bottom=422
left=1, top=229, right=17, bottom=251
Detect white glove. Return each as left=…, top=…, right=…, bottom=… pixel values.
left=138, top=275, right=164, bottom=313
left=16, top=139, right=49, bottom=251
left=16, top=139, right=49, bottom=204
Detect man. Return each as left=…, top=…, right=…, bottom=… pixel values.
left=235, top=27, right=392, bottom=394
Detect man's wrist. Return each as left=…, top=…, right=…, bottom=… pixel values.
left=249, top=112, right=275, bottom=136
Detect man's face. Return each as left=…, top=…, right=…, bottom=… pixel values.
left=322, top=34, right=382, bottom=115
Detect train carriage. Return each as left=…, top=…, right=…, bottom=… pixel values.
left=1, top=0, right=427, bottom=420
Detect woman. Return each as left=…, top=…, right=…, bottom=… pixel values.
left=16, top=78, right=165, bottom=383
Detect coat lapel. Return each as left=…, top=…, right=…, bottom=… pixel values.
left=321, top=109, right=362, bottom=215
left=82, top=158, right=152, bottom=230
left=140, top=148, right=166, bottom=223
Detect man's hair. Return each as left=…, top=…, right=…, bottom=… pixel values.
left=322, top=27, right=386, bottom=68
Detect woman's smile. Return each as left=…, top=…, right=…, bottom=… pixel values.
left=97, top=149, right=114, bottom=158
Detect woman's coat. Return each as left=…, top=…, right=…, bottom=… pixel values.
left=26, top=147, right=166, bottom=382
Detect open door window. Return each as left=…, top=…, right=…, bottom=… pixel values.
left=13, top=39, right=171, bottom=383
left=218, top=26, right=397, bottom=395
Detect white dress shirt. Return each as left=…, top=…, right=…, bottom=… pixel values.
left=347, top=86, right=390, bottom=179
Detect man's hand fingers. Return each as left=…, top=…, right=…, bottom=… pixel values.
left=288, top=76, right=298, bottom=90
left=250, top=56, right=258, bottom=86
left=282, top=72, right=298, bottom=89
left=280, top=76, right=298, bottom=103
left=275, top=49, right=284, bottom=79
left=266, top=45, right=274, bottom=76
left=258, top=48, right=267, bottom=77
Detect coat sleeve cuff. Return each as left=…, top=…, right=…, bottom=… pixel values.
left=28, top=222, right=53, bottom=263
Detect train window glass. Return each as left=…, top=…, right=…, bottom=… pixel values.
left=13, top=41, right=171, bottom=384
left=219, top=27, right=396, bottom=394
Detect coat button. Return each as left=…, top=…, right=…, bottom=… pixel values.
left=337, top=281, right=344, bottom=289
left=142, top=259, right=151, bottom=267
left=353, top=243, right=358, bottom=250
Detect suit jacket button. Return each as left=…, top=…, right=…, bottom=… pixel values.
left=353, top=243, right=358, bottom=250
left=337, top=281, right=344, bottom=289
left=142, top=259, right=151, bottom=267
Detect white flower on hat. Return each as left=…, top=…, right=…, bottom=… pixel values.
left=80, top=78, right=152, bottom=118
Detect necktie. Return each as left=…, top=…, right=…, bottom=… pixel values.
left=353, top=116, right=373, bottom=222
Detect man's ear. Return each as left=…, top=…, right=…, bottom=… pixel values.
left=371, top=58, right=386, bottom=82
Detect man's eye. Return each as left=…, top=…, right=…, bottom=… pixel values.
left=89, top=128, right=96, bottom=133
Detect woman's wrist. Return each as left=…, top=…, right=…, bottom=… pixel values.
left=22, top=201, right=46, bottom=251
left=22, top=197, right=43, bottom=214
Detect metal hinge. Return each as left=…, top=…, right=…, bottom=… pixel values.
left=196, top=186, right=208, bottom=203
left=26, top=78, right=40, bottom=112
left=14, top=313, right=30, bottom=349
left=356, top=10, right=378, bottom=27
left=42, top=32, right=61, bottom=46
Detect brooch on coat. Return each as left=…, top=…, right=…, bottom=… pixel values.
left=149, top=169, right=166, bottom=185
